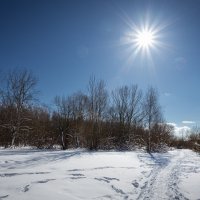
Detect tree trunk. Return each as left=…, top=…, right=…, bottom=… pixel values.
left=11, top=131, right=17, bottom=146
left=61, top=131, right=66, bottom=150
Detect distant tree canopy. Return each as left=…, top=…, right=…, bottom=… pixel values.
left=0, top=69, right=191, bottom=152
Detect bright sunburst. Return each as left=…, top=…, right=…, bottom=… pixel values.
left=117, top=13, right=171, bottom=70
left=131, top=26, right=159, bottom=56
left=136, top=30, right=155, bottom=48
left=119, top=22, right=166, bottom=67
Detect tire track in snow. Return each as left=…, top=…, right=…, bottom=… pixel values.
left=137, top=150, right=189, bottom=200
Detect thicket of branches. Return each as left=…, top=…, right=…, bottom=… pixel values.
left=0, top=69, right=177, bottom=152
left=170, top=127, right=200, bottom=153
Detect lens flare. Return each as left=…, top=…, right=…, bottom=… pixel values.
left=136, top=30, right=155, bottom=48
left=116, top=13, right=171, bottom=70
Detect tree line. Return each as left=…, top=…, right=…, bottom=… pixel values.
left=1, top=68, right=198, bottom=152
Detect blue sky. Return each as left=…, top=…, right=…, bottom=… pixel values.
left=0, top=0, right=200, bottom=128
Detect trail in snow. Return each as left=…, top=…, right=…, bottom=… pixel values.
left=0, top=149, right=200, bottom=200
left=137, top=150, right=189, bottom=200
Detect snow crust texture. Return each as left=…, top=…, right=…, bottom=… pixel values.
left=0, top=149, right=200, bottom=200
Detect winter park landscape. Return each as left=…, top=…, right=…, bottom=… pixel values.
left=1, top=148, right=200, bottom=200
left=1, top=0, right=200, bottom=199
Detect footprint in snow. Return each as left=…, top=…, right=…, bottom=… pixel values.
left=21, top=179, right=56, bottom=193
left=111, top=185, right=129, bottom=199
left=94, top=177, right=119, bottom=183
left=70, top=177, right=86, bottom=179
left=103, top=177, right=119, bottom=181
left=22, top=184, right=30, bottom=192
left=140, top=181, right=148, bottom=189
left=67, top=169, right=84, bottom=172
left=35, top=179, right=56, bottom=184
left=95, top=178, right=110, bottom=183
left=0, top=172, right=50, bottom=177
left=69, top=173, right=85, bottom=177
left=132, top=180, right=139, bottom=188
left=68, top=173, right=86, bottom=179
left=0, top=195, right=9, bottom=199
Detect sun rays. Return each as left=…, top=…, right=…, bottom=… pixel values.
left=117, top=13, right=171, bottom=69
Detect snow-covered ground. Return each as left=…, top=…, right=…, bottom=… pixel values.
left=0, top=149, right=200, bottom=200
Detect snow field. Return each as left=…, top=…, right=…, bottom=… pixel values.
left=0, top=149, right=200, bottom=200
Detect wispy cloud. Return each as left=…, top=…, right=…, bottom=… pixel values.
left=182, top=121, right=196, bottom=124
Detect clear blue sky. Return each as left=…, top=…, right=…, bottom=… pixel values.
left=0, top=0, right=200, bottom=127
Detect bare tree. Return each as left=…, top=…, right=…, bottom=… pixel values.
left=0, top=69, right=38, bottom=146
left=69, top=91, right=88, bottom=121
left=110, top=85, right=142, bottom=148
left=87, top=76, right=108, bottom=149
left=0, top=71, right=174, bottom=151
left=142, top=87, right=163, bottom=152
left=87, top=76, right=108, bottom=121
left=28, top=106, right=52, bottom=148
left=53, top=96, right=73, bottom=150
left=67, top=92, right=88, bottom=147
left=188, top=127, right=200, bottom=152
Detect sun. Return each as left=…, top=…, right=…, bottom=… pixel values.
left=119, top=17, right=169, bottom=66
left=122, top=24, right=161, bottom=60
left=117, top=13, right=171, bottom=70
left=136, top=30, right=155, bottom=48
